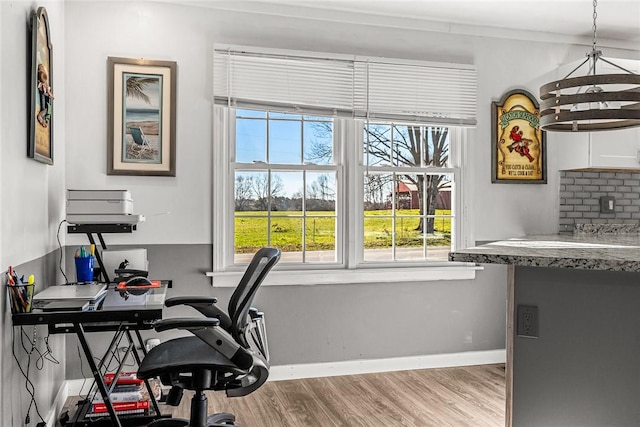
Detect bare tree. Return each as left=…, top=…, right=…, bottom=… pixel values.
left=406, top=126, right=449, bottom=234
left=234, top=175, right=254, bottom=211
left=305, top=122, right=333, bottom=163
left=316, top=174, right=334, bottom=200
left=368, top=124, right=449, bottom=233
left=310, top=122, right=449, bottom=233
left=306, top=122, right=336, bottom=166
left=364, top=174, right=392, bottom=209
left=251, top=174, right=284, bottom=210
left=308, top=181, right=319, bottom=200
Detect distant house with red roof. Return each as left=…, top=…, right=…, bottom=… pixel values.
left=393, top=181, right=451, bottom=210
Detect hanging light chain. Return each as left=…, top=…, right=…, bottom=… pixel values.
left=592, top=0, right=598, bottom=51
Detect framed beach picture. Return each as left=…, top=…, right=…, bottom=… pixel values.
left=107, top=57, right=177, bottom=176
left=491, top=89, right=546, bottom=184
left=28, top=7, right=54, bottom=165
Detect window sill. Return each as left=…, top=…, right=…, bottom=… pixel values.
left=205, top=263, right=482, bottom=287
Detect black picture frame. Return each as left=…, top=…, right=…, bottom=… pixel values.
left=28, top=7, right=54, bottom=165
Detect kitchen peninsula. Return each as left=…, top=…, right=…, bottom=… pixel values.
left=450, top=228, right=640, bottom=427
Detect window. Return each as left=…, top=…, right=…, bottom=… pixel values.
left=217, top=107, right=465, bottom=270
left=233, top=110, right=339, bottom=264
left=361, top=123, right=457, bottom=262
left=212, top=46, right=476, bottom=277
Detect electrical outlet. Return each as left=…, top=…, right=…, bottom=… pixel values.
left=517, top=305, right=538, bottom=338
left=600, top=196, right=615, bottom=214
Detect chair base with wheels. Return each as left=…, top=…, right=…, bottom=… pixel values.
left=140, top=337, right=243, bottom=427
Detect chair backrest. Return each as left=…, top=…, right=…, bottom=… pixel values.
left=129, top=126, right=147, bottom=146
left=228, top=247, right=280, bottom=348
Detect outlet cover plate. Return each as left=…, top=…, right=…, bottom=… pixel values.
left=517, top=305, right=539, bottom=338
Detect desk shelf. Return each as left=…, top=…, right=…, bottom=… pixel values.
left=67, top=223, right=137, bottom=283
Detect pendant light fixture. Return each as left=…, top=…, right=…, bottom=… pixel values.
left=539, top=0, right=640, bottom=132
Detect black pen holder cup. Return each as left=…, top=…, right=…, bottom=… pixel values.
left=6, top=283, right=34, bottom=314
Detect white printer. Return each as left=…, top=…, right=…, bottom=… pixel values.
left=66, top=190, right=145, bottom=225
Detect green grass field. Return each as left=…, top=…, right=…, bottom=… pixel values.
left=234, top=210, right=451, bottom=253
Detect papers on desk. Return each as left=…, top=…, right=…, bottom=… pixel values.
left=33, top=283, right=108, bottom=302
left=42, top=300, right=90, bottom=312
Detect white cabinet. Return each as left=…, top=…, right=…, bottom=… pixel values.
left=589, top=128, right=640, bottom=169
left=552, top=128, right=640, bottom=170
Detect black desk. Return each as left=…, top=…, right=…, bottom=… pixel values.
left=12, top=281, right=171, bottom=426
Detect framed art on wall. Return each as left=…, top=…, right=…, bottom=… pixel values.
left=491, top=89, right=546, bottom=184
left=28, top=7, right=54, bottom=165
left=107, top=57, right=177, bottom=176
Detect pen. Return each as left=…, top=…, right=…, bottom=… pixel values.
left=7, top=266, right=16, bottom=285
left=25, top=275, right=35, bottom=312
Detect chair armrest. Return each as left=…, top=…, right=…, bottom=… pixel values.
left=165, top=296, right=218, bottom=307
left=154, top=317, right=220, bottom=332
left=165, top=296, right=232, bottom=331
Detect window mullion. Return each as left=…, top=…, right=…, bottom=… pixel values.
left=346, top=120, right=360, bottom=268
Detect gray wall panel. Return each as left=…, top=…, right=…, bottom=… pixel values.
left=3, top=251, right=66, bottom=427
left=64, top=244, right=507, bottom=377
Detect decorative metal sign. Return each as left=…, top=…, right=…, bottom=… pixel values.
left=492, top=89, right=546, bottom=184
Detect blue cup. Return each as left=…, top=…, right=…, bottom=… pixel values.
left=75, top=256, right=95, bottom=282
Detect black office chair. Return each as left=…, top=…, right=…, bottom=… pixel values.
left=138, top=247, right=281, bottom=427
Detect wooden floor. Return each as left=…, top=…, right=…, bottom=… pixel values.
left=61, top=364, right=505, bottom=427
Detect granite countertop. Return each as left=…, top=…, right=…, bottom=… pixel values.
left=449, top=232, right=640, bottom=272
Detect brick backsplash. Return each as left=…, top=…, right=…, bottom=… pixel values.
left=559, top=170, right=640, bottom=232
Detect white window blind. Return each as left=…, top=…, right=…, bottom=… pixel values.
left=213, top=47, right=356, bottom=116
left=353, top=60, right=477, bottom=126
left=213, top=45, right=477, bottom=125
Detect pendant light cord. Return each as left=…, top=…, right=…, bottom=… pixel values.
left=592, top=0, right=598, bottom=52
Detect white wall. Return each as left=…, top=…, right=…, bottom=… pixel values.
left=64, top=1, right=640, bottom=246
left=1, top=1, right=67, bottom=267
left=65, top=1, right=214, bottom=246
left=1, top=1, right=67, bottom=425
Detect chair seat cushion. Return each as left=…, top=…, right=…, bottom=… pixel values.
left=138, top=336, right=246, bottom=380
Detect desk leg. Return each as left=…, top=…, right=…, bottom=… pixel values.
left=98, top=326, right=126, bottom=372
left=75, top=322, right=122, bottom=427
left=127, top=330, right=163, bottom=418
left=86, top=233, right=111, bottom=283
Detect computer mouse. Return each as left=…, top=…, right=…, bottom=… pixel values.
left=125, top=276, right=152, bottom=287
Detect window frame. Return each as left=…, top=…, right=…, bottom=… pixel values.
left=212, top=107, right=473, bottom=280
left=232, top=110, right=344, bottom=266
left=353, top=121, right=463, bottom=268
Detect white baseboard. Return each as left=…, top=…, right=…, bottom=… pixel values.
left=42, top=380, right=70, bottom=427
left=66, top=378, right=95, bottom=397
left=269, top=349, right=506, bottom=381
left=61, top=349, right=505, bottom=403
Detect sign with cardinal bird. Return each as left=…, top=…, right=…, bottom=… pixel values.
left=492, top=90, right=546, bottom=184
